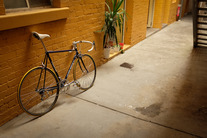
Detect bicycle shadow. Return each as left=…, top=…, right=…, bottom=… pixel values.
left=0, top=86, right=87, bottom=132
left=0, top=113, right=40, bottom=131
left=64, top=85, right=86, bottom=97
left=0, top=94, right=79, bottom=131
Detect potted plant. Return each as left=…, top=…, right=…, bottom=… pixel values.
left=101, top=0, right=127, bottom=58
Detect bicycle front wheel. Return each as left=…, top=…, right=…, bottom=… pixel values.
left=17, top=67, right=59, bottom=116
left=73, top=54, right=96, bottom=90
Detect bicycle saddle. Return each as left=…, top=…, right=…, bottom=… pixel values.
left=32, top=32, right=50, bottom=40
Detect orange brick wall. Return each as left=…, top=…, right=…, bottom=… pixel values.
left=168, top=1, right=179, bottom=24
left=131, top=0, right=149, bottom=45
left=124, top=0, right=149, bottom=45
left=0, top=0, right=105, bottom=126
left=0, top=0, right=5, bottom=15
left=153, top=0, right=165, bottom=29
left=163, top=0, right=171, bottom=24
left=153, top=0, right=179, bottom=28
left=124, top=1, right=133, bottom=45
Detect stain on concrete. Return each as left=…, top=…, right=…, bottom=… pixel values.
left=193, top=106, right=207, bottom=121
left=135, top=103, right=163, bottom=117
left=120, top=62, right=134, bottom=69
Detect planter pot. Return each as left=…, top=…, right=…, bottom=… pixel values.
left=114, top=46, right=119, bottom=52
left=110, top=47, right=115, bottom=54
left=104, top=48, right=110, bottom=59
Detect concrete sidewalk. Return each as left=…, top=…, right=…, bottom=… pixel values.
left=1, top=15, right=207, bottom=138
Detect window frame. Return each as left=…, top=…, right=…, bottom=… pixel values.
left=0, top=7, right=69, bottom=31
left=4, top=0, right=52, bottom=13
left=0, top=0, right=69, bottom=31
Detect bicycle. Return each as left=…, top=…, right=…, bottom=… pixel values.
left=17, top=32, right=96, bottom=116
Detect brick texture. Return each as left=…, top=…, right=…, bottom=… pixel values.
left=124, top=0, right=149, bottom=45
left=153, top=0, right=179, bottom=28
left=0, top=0, right=105, bottom=126
left=153, top=0, right=165, bottom=28
left=163, top=0, right=171, bottom=24
left=0, top=0, right=5, bottom=15
left=168, top=1, right=179, bottom=24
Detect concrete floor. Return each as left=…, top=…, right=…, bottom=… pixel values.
left=1, top=15, right=207, bottom=138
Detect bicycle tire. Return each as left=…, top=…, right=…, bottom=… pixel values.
left=17, top=66, right=59, bottom=116
left=73, top=54, right=96, bottom=90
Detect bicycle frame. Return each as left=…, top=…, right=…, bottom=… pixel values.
left=42, top=48, right=79, bottom=83
left=17, top=32, right=96, bottom=116
left=35, top=35, right=93, bottom=89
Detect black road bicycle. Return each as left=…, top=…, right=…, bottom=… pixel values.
left=17, top=32, right=96, bottom=116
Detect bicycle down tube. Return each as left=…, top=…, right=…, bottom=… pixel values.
left=43, top=49, right=78, bottom=81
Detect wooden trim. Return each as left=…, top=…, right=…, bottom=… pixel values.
left=0, top=7, right=69, bottom=31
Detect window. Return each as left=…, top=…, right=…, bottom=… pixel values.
left=4, top=0, right=52, bottom=9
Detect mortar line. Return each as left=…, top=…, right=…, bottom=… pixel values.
left=75, top=96, right=202, bottom=138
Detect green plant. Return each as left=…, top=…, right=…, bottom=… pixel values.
left=101, top=0, right=126, bottom=48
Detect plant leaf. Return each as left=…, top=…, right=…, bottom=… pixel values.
left=105, top=2, right=111, bottom=14
left=113, top=0, right=117, bottom=12
left=117, top=14, right=121, bottom=33
left=115, top=0, right=124, bottom=13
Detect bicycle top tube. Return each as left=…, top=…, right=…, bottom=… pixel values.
left=32, top=31, right=96, bottom=53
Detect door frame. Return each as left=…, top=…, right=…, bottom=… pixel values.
left=147, top=0, right=155, bottom=28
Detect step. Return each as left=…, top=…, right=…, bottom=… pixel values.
left=198, top=7, right=207, bottom=11
left=198, top=14, right=207, bottom=18
left=199, top=0, right=207, bottom=2
left=198, top=21, right=207, bottom=25
left=197, top=38, right=207, bottom=41
left=197, top=42, right=207, bottom=46
left=197, top=33, right=207, bottom=36
left=198, top=27, right=207, bottom=31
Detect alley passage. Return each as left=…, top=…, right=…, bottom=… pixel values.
left=1, top=15, right=207, bottom=138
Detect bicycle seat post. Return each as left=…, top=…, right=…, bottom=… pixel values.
left=40, top=39, right=48, bottom=53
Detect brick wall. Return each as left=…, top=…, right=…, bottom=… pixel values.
left=131, top=0, right=149, bottom=45
left=169, top=2, right=179, bottom=24
left=163, top=0, right=179, bottom=24
left=124, top=1, right=133, bottom=45
left=153, top=0, right=165, bottom=29
left=153, top=0, right=179, bottom=28
left=163, top=0, right=171, bottom=24
left=0, top=0, right=5, bottom=15
left=124, top=0, right=149, bottom=45
left=0, top=0, right=105, bottom=126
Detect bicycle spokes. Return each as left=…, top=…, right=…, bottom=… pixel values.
left=18, top=67, right=59, bottom=116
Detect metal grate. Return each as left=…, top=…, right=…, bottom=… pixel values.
left=120, top=62, right=134, bottom=69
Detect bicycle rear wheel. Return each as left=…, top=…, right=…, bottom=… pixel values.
left=73, top=54, right=96, bottom=90
left=17, top=67, right=59, bottom=116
